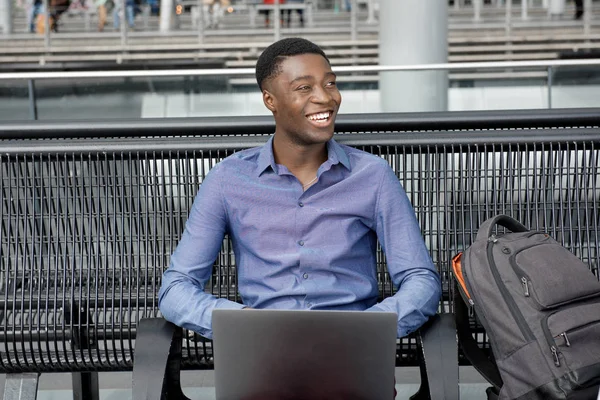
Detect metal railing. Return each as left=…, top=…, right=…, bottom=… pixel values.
left=2, top=0, right=598, bottom=44
left=2, top=58, right=600, bottom=120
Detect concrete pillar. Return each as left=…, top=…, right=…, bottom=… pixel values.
left=0, top=0, right=12, bottom=35
left=379, top=0, right=448, bottom=112
left=505, top=0, right=512, bottom=36
left=473, top=0, right=482, bottom=21
left=548, top=0, right=565, bottom=16
left=160, top=0, right=173, bottom=32
left=522, top=0, right=529, bottom=20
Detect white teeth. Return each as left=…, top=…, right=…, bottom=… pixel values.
left=308, top=112, right=331, bottom=121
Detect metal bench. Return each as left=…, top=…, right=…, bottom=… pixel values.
left=1, top=109, right=599, bottom=399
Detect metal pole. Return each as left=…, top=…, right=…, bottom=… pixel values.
left=547, top=66, right=552, bottom=109
left=0, top=0, right=13, bottom=34
left=197, top=0, right=204, bottom=44
left=274, top=0, right=280, bottom=41
left=120, top=0, right=127, bottom=48
left=28, top=80, right=38, bottom=121
left=43, top=0, right=51, bottom=49
left=350, top=0, right=357, bottom=41
left=366, top=0, right=376, bottom=24
left=521, top=0, right=528, bottom=20
left=72, top=372, right=100, bottom=400
left=473, top=0, right=481, bottom=21
left=159, top=0, right=173, bottom=32
left=583, top=0, right=591, bottom=35
left=505, top=0, right=512, bottom=36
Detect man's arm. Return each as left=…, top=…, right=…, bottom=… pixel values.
left=366, top=164, right=442, bottom=338
left=158, top=165, right=244, bottom=339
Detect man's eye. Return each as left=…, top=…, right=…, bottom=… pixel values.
left=327, top=81, right=337, bottom=87
left=297, top=85, right=310, bottom=91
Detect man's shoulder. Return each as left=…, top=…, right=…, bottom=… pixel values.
left=213, top=146, right=263, bottom=172
left=337, top=142, right=390, bottom=171
left=204, top=146, right=263, bottom=183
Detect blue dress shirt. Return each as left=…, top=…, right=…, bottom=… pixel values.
left=158, top=137, right=442, bottom=339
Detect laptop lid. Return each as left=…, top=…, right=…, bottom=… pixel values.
left=212, top=309, right=398, bottom=400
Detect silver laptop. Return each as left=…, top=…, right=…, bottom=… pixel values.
left=212, top=309, right=398, bottom=400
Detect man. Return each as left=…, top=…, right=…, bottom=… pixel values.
left=202, top=0, right=230, bottom=29
left=574, top=0, right=583, bottom=19
left=95, top=0, right=107, bottom=31
left=261, top=0, right=285, bottom=28
left=158, top=38, right=441, bottom=342
left=27, top=0, right=43, bottom=33
left=284, top=0, right=304, bottom=27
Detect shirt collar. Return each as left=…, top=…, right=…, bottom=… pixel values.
left=326, top=138, right=351, bottom=171
left=256, top=136, right=352, bottom=177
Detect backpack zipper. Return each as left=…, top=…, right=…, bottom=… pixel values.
left=509, top=242, right=600, bottom=309
left=541, top=304, right=600, bottom=368
left=456, top=281, right=476, bottom=317
left=486, top=238, right=536, bottom=342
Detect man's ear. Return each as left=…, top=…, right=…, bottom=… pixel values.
left=262, top=89, right=277, bottom=114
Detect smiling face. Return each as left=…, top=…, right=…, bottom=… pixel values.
left=262, top=53, right=342, bottom=147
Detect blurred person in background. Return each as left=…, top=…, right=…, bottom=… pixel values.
left=574, top=0, right=583, bottom=19
left=113, top=0, right=135, bottom=29
left=95, top=0, right=107, bottom=30
left=284, top=0, right=303, bottom=27
left=261, top=0, right=285, bottom=28
left=49, top=0, right=69, bottom=31
left=202, top=0, right=230, bottom=28
left=26, top=0, right=43, bottom=32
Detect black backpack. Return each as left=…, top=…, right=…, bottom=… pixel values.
left=452, top=215, right=600, bottom=400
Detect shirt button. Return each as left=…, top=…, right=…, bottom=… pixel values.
left=298, top=240, right=304, bottom=246
left=303, top=273, right=309, bottom=279
left=298, top=202, right=304, bottom=207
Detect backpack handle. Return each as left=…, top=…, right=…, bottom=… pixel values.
left=475, top=215, right=529, bottom=243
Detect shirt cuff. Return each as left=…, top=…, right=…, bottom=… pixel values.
left=213, top=298, right=247, bottom=311
left=365, top=302, right=389, bottom=313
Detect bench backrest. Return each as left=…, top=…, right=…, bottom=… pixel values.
left=1, top=111, right=599, bottom=372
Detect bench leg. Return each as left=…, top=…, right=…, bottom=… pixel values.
left=72, top=372, right=99, bottom=400
left=409, top=339, right=431, bottom=400
left=410, top=314, right=459, bottom=400
left=133, top=318, right=190, bottom=400
left=3, top=373, right=39, bottom=400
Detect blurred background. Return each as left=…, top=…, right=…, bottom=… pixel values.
left=0, top=0, right=599, bottom=121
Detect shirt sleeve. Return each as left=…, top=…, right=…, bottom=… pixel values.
left=365, top=163, right=442, bottom=338
left=158, top=164, right=245, bottom=339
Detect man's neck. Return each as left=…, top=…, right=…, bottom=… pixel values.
left=272, top=135, right=328, bottom=180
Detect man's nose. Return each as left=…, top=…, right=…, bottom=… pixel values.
left=311, top=86, right=333, bottom=103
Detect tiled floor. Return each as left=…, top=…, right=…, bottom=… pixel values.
left=31, top=385, right=491, bottom=400
left=2, top=368, right=491, bottom=399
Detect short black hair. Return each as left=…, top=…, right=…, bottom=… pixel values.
left=255, top=37, right=330, bottom=91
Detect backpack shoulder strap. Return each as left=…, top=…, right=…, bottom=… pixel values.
left=475, top=215, right=529, bottom=243
left=454, top=285, right=503, bottom=391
